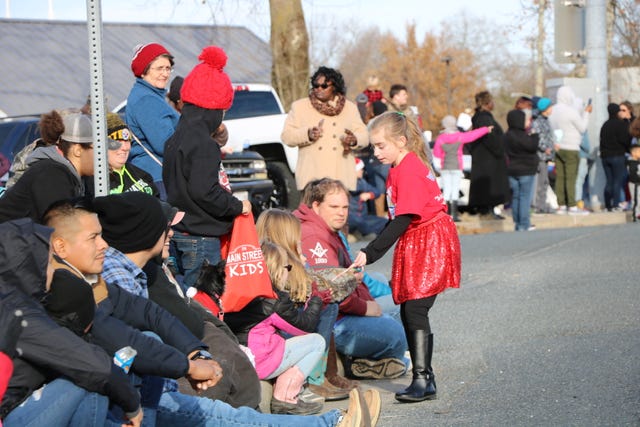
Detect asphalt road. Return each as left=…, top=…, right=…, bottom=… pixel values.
left=340, top=224, right=640, bottom=427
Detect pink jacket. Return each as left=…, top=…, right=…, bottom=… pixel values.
left=248, top=312, right=308, bottom=379
left=432, top=127, right=490, bottom=170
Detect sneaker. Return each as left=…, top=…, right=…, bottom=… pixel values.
left=270, top=396, right=323, bottom=415
left=350, top=357, right=406, bottom=379
left=527, top=225, right=536, bottom=231
left=337, top=389, right=363, bottom=427
left=568, top=206, right=589, bottom=215
left=306, top=382, right=349, bottom=401
left=556, top=205, right=567, bottom=215
left=299, top=387, right=326, bottom=404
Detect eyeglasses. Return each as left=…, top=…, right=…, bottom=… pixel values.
left=283, top=264, right=292, bottom=272
left=149, top=66, right=173, bottom=74
left=312, top=82, right=332, bottom=89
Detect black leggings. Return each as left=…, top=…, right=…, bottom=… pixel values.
left=400, top=295, right=438, bottom=333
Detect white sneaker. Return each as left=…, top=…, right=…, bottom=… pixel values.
left=568, top=206, right=589, bottom=215
left=556, top=205, right=567, bottom=215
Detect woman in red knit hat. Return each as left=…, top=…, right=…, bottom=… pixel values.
left=162, top=46, right=251, bottom=290
left=125, top=42, right=180, bottom=200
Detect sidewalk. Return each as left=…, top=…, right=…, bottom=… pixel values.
left=454, top=209, right=634, bottom=234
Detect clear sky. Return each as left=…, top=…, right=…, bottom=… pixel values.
left=2, top=0, right=525, bottom=43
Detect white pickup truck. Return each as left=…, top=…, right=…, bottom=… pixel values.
left=224, top=84, right=300, bottom=209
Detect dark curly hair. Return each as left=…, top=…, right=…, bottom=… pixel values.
left=310, top=66, right=346, bottom=96
left=39, top=110, right=65, bottom=145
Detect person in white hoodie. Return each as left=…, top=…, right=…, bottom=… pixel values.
left=548, top=86, right=592, bottom=214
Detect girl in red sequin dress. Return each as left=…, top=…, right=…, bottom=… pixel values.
left=352, top=111, right=461, bottom=403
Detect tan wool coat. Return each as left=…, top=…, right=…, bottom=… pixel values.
left=281, top=97, right=369, bottom=191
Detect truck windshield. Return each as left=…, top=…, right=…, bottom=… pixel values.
left=225, top=91, right=281, bottom=120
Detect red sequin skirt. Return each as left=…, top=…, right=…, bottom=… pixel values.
left=390, top=211, right=461, bottom=304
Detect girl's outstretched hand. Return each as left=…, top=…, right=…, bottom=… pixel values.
left=351, top=251, right=367, bottom=268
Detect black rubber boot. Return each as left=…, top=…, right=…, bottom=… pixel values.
left=451, top=201, right=460, bottom=222
left=395, top=331, right=437, bottom=403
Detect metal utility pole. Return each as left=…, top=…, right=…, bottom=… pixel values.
left=535, top=0, right=547, bottom=96
left=585, top=0, right=609, bottom=210
left=442, top=56, right=452, bottom=115
left=86, top=0, right=109, bottom=196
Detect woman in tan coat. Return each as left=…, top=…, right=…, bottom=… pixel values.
left=281, top=67, right=368, bottom=191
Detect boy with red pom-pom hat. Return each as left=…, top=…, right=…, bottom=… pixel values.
left=162, top=46, right=251, bottom=289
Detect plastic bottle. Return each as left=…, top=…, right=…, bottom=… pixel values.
left=113, top=346, right=137, bottom=373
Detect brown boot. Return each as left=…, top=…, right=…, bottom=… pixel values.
left=326, top=335, right=359, bottom=390
left=336, top=389, right=363, bottom=427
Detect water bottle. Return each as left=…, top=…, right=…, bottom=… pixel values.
left=113, top=346, right=137, bottom=374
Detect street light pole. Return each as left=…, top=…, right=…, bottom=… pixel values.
left=441, top=56, right=452, bottom=115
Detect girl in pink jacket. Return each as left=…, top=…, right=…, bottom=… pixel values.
left=225, top=241, right=325, bottom=415
left=432, top=115, right=492, bottom=221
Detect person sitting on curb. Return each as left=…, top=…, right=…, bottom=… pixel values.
left=348, top=158, right=388, bottom=241
left=225, top=241, right=325, bottom=415
left=294, top=177, right=408, bottom=380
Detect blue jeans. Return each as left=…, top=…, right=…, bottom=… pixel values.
left=307, top=303, right=338, bottom=385
left=509, top=175, right=535, bottom=231
left=157, top=391, right=342, bottom=426
left=601, top=155, right=627, bottom=209
left=334, top=313, right=407, bottom=360
left=3, top=378, right=109, bottom=427
left=266, top=333, right=325, bottom=379
left=171, top=233, right=222, bottom=289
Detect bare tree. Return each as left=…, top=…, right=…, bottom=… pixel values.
left=269, top=0, right=309, bottom=111
left=610, top=0, right=640, bottom=66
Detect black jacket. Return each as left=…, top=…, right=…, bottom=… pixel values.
left=85, top=277, right=206, bottom=379
left=143, top=259, right=237, bottom=341
left=600, top=104, right=631, bottom=158
left=0, top=159, right=82, bottom=224
left=163, top=103, right=242, bottom=237
left=504, top=109, right=540, bottom=177
left=469, top=109, right=510, bottom=208
left=0, top=219, right=139, bottom=419
left=225, top=290, right=322, bottom=346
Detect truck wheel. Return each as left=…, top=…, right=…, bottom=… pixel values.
left=267, top=161, right=300, bottom=209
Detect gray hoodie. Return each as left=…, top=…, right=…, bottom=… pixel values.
left=548, top=86, right=590, bottom=151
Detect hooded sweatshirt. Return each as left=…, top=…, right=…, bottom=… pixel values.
left=293, top=203, right=374, bottom=318
left=548, top=86, right=590, bottom=151
left=163, top=103, right=243, bottom=237
left=599, top=103, right=632, bottom=158
left=504, top=110, right=540, bottom=176
left=0, top=146, right=84, bottom=223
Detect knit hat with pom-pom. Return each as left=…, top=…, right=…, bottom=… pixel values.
left=180, top=46, right=233, bottom=110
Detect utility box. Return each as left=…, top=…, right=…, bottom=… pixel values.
left=554, top=0, right=586, bottom=63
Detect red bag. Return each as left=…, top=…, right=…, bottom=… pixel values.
left=219, top=212, right=276, bottom=312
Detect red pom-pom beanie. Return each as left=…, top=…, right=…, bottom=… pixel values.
left=180, top=46, right=234, bottom=110
left=131, top=43, right=172, bottom=77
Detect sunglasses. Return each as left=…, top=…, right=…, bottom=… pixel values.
left=312, top=82, right=332, bottom=89
left=283, top=264, right=292, bottom=272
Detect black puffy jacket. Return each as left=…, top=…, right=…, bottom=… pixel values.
left=225, top=290, right=322, bottom=346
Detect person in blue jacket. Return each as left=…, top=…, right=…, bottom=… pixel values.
left=126, top=42, right=180, bottom=199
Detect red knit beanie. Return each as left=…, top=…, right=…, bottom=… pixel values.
left=180, top=46, right=233, bottom=110
left=131, top=43, right=172, bottom=77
